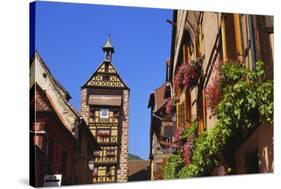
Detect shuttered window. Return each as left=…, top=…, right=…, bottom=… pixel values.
left=183, top=44, right=190, bottom=64
left=185, top=91, right=191, bottom=122
left=224, top=14, right=237, bottom=61
left=198, top=91, right=206, bottom=133
left=176, top=101, right=186, bottom=128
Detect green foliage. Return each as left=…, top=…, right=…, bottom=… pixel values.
left=163, top=61, right=273, bottom=179
left=256, top=81, right=273, bottom=123
left=180, top=122, right=197, bottom=140
left=128, top=153, right=142, bottom=160
left=163, top=152, right=184, bottom=179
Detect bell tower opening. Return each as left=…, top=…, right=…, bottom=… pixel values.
left=103, top=34, right=115, bottom=62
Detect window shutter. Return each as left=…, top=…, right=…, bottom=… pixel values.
left=225, top=14, right=237, bottom=61
left=185, top=92, right=191, bottom=122
left=233, top=14, right=244, bottom=62
left=176, top=98, right=186, bottom=128
left=183, top=45, right=187, bottom=64
left=198, top=91, right=206, bottom=133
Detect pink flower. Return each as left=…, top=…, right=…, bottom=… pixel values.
left=205, top=59, right=223, bottom=115
left=182, top=139, right=193, bottom=165
left=182, top=64, right=189, bottom=86
left=174, top=59, right=202, bottom=91
left=174, top=128, right=182, bottom=142
left=165, top=98, right=172, bottom=114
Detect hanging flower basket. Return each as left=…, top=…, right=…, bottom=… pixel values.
left=174, top=64, right=186, bottom=92
left=188, top=58, right=203, bottom=89
left=174, top=58, right=203, bottom=92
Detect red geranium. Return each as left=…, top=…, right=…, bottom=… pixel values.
left=174, top=59, right=202, bottom=92
left=165, top=98, right=172, bottom=115
left=182, top=138, right=193, bottom=165
left=205, top=59, right=223, bottom=115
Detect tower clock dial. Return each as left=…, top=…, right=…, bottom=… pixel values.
left=100, top=108, right=109, bottom=118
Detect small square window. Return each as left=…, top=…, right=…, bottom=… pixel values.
left=103, top=75, right=110, bottom=81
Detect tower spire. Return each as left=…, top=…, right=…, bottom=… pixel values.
left=103, top=34, right=115, bottom=62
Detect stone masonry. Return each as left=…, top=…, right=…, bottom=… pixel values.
left=80, top=88, right=89, bottom=124
left=117, top=90, right=129, bottom=182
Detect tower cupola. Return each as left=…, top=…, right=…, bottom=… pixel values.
left=102, top=34, right=115, bottom=62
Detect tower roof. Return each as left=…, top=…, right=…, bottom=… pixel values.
left=102, top=34, right=115, bottom=53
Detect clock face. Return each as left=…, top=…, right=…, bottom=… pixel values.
left=100, top=108, right=109, bottom=118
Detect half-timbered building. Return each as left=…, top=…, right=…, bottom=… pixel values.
left=30, top=52, right=99, bottom=187
left=80, top=36, right=130, bottom=183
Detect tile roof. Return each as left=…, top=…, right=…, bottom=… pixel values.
left=153, top=82, right=169, bottom=112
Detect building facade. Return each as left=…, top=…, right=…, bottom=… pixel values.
left=80, top=36, right=130, bottom=183
left=30, top=52, right=99, bottom=187
left=148, top=59, right=177, bottom=180
left=167, top=10, right=273, bottom=175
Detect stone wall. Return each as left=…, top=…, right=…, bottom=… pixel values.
left=117, top=90, right=129, bottom=182
left=80, top=88, right=89, bottom=125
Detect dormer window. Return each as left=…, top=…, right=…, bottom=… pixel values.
left=105, top=52, right=111, bottom=61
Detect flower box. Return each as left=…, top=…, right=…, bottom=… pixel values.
left=174, top=58, right=203, bottom=93
left=96, top=130, right=110, bottom=137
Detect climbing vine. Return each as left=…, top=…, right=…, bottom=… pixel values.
left=163, top=152, right=184, bottom=179
left=163, top=61, right=273, bottom=179
left=163, top=122, right=197, bottom=179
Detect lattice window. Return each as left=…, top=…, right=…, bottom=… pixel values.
left=93, top=165, right=117, bottom=183
left=88, top=106, right=121, bottom=145
left=93, top=146, right=118, bottom=164
left=89, top=107, right=120, bottom=124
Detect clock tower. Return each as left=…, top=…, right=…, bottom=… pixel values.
left=80, top=35, right=129, bottom=183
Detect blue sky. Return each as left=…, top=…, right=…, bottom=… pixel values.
left=34, top=1, right=172, bottom=159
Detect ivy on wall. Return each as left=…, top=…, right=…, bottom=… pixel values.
left=163, top=61, right=273, bottom=178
